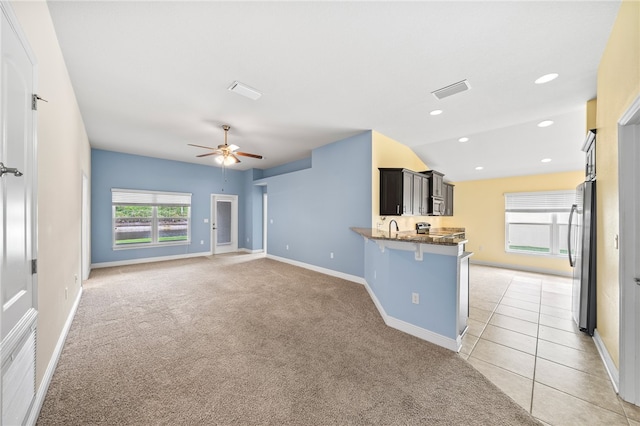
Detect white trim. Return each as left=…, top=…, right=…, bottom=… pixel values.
left=91, top=251, right=210, bottom=269
left=618, top=93, right=640, bottom=405
left=266, top=254, right=366, bottom=285
left=238, top=248, right=265, bottom=255
left=619, top=95, right=640, bottom=125
left=26, top=287, right=83, bottom=426
left=593, top=329, right=619, bottom=394
left=469, top=259, right=572, bottom=277
left=362, top=278, right=460, bottom=352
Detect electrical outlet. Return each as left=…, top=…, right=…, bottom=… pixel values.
left=374, top=270, right=377, bottom=279
left=330, top=252, right=334, bottom=259
left=270, top=219, right=273, bottom=224
left=74, top=274, right=78, bottom=284
left=478, top=245, right=483, bottom=251
left=286, top=244, right=289, bottom=250
left=200, top=240, right=204, bottom=245
left=247, top=237, right=250, bottom=243
left=204, top=218, right=209, bottom=223
left=65, top=287, right=68, bottom=300
left=412, top=292, right=419, bottom=304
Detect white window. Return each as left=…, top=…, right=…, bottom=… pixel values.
left=112, top=189, right=192, bottom=249
left=504, top=190, right=575, bottom=257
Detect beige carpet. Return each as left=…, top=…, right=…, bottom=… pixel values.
left=37, top=254, right=539, bottom=425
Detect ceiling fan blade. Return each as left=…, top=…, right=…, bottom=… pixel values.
left=188, top=143, right=217, bottom=150
left=236, top=151, right=263, bottom=159
left=196, top=152, right=217, bottom=158
left=231, top=154, right=241, bottom=163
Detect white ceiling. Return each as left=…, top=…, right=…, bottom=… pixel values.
left=46, top=1, right=620, bottom=182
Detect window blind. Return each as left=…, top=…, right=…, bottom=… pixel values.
left=111, top=189, right=191, bottom=206
left=504, top=190, right=575, bottom=213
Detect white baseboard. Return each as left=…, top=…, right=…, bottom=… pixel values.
left=470, top=259, right=572, bottom=277
left=265, top=254, right=458, bottom=351
left=27, top=286, right=83, bottom=426
left=239, top=248, right=265, bottom=254
left=593, top=329, right=619, bottom=393
left=91, top=251, right=211, bottom=269
left=361, top=279, right=460, bottom=352
left=266, top=254, right=366, bottom=285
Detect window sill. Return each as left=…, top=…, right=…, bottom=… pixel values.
left=506, top=249, right=567, bottom=259
left=113, top=241, right=191, bottom=250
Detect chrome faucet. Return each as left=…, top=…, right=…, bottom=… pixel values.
left=389, top=219, right=399, bottom=237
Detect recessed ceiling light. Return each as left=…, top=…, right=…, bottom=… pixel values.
left=541, top=158, right=552, bottom=163
left=458, top=137, right=469, bottom=143
left=535, top=73, right=559, bottom=84
left=537, top=120, right=554, bottom=128
left=430, top=109, right=443, bottom=116
left=475, top=166, right=484, bottom=171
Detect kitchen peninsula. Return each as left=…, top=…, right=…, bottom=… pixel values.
left=352, top=227, right=472, bottom=352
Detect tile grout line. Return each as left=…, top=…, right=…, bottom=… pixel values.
left=529, top=277, right=543, bottom=417
left=465, top=279, right=512, bottom=357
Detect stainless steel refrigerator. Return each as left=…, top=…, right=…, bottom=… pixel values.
left=568, top=180, right=596, bottom=335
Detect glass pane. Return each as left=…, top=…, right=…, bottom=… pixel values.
left=115, top=206, right=152, bottom=245
left=158, top=206, right=189, bottom=242
left=507, top=223, right=551, bottom=253
left=217, top=201, right=231, bottom=245
left=558, top=224, right=569, bottom=254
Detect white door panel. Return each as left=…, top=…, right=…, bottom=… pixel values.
left=0, top=3, right=38, bottom=425
left=211, top=194, right=237, bottom=254
left=1, top=6, right=36, bottom=340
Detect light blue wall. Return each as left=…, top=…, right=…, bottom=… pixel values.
left=261, top=157, right=312, bottom=178
left=91, top=149, right=247, bottom=263
left=262, top=132, right=372, bottom=277
left=364, top=238, right=458, bottom=339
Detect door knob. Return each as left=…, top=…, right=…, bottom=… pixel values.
left=0, top=162, right=23, bottom=177
left=635, top=277, right=640, bottom=285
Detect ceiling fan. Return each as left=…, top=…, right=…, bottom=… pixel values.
left=188, top=125, right=263, bottom=166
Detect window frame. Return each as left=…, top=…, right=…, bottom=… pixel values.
left=504, top=190, right=574, bottom=257
left=111, top=189, right=192, bottom=250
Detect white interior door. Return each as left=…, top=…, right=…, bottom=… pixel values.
left=1, top=2, right=37, bottom=341
left=618, top=97, right=640, bottom=405
left=211, top=194, right=238, bottom=254
left=0, top=3, right=38, bottom=425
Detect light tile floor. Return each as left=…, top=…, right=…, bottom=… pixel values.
left=460, top=265, right=640, bottom=426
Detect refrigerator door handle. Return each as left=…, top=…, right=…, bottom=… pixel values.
left=568, top=204, right=577, bottom=267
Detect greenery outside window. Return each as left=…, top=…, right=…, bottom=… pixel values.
left=504, top=190, right=575, bottom=257
left=112, top=189, right=191, bottom=248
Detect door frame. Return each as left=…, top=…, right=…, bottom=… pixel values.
left=263, top=193, right=268, bottom=254
left=81, top=172, right=90, bottom=280
left=210, top=194, right=238, bottom=255
left=618, top=94, right=640, bottom=404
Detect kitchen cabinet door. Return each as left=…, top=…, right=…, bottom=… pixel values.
left=444, top=183, right=454, bottom=216
left=379, top=168, right=415, bottom=216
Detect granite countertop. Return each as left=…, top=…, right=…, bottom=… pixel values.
left=351, top=227, right=467, bottom=246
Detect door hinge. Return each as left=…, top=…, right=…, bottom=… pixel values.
left=32, top=94, right=48, bottom=110
left=31, top=259, right=37, bottom=274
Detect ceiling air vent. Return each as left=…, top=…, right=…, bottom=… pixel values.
left=228, top=81, right=262, bottom=100
left=431, top=79, right=471, bottom=100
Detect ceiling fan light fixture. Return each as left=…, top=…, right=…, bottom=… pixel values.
left=228, top=81, right=262, bottom=100
left=215, top=154, right=239, bottom=166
